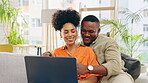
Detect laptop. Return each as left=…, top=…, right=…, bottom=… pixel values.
left=25, top=56, right=78, bottom=83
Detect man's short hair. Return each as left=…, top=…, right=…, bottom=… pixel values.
left=81, top=15, right=100, bottom=23
left=81, top=15, right=100, bottom=28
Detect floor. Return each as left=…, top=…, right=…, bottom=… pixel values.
left=135, top=62, right=148, bottom=83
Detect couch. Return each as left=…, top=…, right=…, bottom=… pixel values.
left=0, top=52, right=147, bottom=83
left=0, top=52, right=32, bottom=83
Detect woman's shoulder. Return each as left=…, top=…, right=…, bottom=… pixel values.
left=54, top=46, right=65, bottom=51
left=78, top=44, right=92, bottom=50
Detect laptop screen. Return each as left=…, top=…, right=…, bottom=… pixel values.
left=25, top=56, right=78, bottom=83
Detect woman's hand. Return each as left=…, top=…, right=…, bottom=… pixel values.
left=42, top=51, right=52, bottom=56
left=78, top=76, right=99, bottom=83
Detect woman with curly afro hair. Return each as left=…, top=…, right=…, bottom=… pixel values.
left=47, top=9, right=102, bottom=83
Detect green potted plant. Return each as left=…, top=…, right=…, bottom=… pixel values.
left=121, top=8, right=148, bottom=58
left=101, top=7, right=148, bottom=58
left=102, top=19, right=148, bottom=74
left=102, top=19, right=148, bottom=58
left=0, top=0, right=27, bottom=45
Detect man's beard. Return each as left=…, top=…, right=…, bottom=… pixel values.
left=84, top=38, right=96, bottom=46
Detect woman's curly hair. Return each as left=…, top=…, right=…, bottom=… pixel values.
left=52, top=9, right=80, bottom=31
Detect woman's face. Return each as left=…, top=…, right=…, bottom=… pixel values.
left=60, top=23, right=77, bottom=45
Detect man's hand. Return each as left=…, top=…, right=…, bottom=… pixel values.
left=77, top=63, right=89, bottom=75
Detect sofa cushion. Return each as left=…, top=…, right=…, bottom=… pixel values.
left=0, top=52, right=31, bottom=83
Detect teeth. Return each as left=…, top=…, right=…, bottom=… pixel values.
left=68, top=39, right=73, bottom=40
left=84, top=38, right=89, bottom=39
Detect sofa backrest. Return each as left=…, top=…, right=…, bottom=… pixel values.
left=0, top=52, right=32, bottom=83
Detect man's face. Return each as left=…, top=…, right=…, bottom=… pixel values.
left=81, top=21, right=100, bottom=46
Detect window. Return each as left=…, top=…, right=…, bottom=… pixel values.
left=144, top=0, right=148, bottom=2
left=31, top=0, right=41, bottom=5
left=66, top=0, right=73, bottom=3
left=143, top=42, right=148, bottom=47
left=32, top=18, right=41, bottom=27
left=31, top=41, right=42, bottom=45
left=143, top=24, right=148, bottom=31
left=18, top=0, right=29, bottom=6
left=144, top=9, right=148, bottom=17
